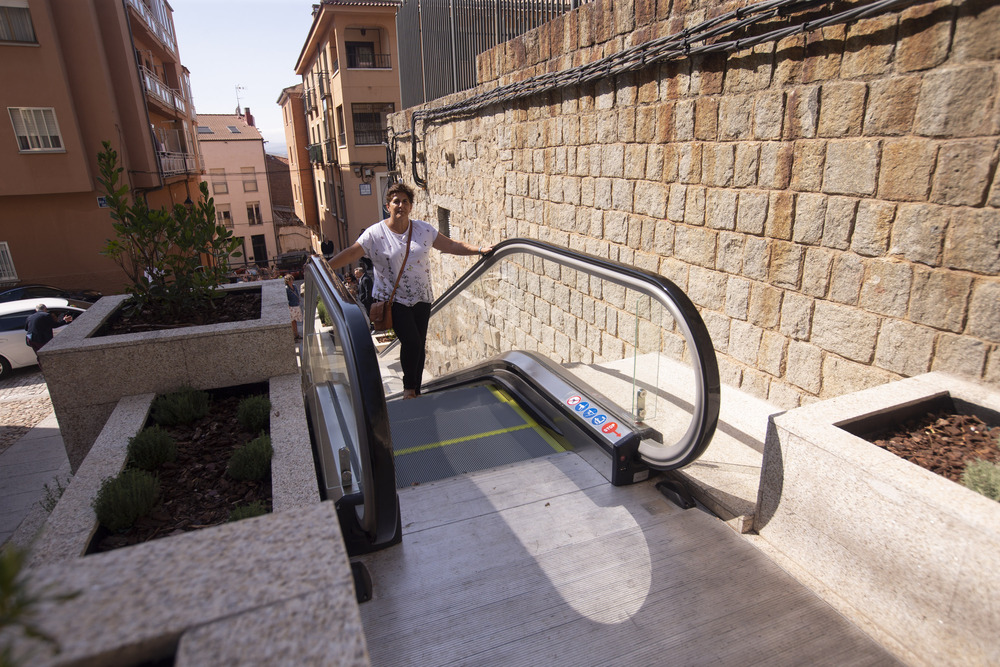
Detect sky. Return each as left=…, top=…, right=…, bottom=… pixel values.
left=168, top=0, right=320, bottom=156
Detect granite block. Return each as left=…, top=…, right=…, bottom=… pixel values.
left=755, top=372, right=1000, bottom=666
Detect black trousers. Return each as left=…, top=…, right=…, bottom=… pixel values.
left=391, top=301, right=431, bottom=392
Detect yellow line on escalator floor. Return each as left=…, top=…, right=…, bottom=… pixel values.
left=392, top=385, right=568, bottom=457
left=393, top=423, right=536, bottom=457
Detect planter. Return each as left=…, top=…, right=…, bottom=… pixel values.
left=11, top=376, right=366, bottom=666
left=754, top=372, right=1000, bottom=666
left=29, top=373, right=319, bottom=566
left=39, top=280, right=298, bottom=473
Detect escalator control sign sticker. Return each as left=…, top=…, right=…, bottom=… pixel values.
left=565, top=395, right=623, bottom=441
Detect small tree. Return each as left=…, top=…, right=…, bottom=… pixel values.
left=97, top=141, right=242, bottom=317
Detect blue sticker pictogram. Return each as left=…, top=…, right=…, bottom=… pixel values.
left=591, top=414, right=607, bottom=426
left=575, top=401, right=590, bottom=413
left=584, top=407, right=599, bottom=419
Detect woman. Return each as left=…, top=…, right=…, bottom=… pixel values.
left=328, top=183, right=492, bottom=399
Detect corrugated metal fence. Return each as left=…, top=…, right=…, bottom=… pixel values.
left=398, top=0, right=589, bottom=109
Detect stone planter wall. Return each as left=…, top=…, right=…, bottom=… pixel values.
left=40, top=280, right=298, bottom=472
left=13, top=374, right=362, bottom=666
left=28, top=373, right=319, bottom=567
left=754, top=372, right=1000, bottom=666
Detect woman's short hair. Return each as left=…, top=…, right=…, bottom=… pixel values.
left=385, top=182, right=414, bottom=205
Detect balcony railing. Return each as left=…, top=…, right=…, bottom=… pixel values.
left=140, top=65, right=189, bottom=116
left=307, top=143, right=324, bottom=164
left=324, top=139, right=336, bottom=163
left=159, top=151, right=197, bottom=176
left=347, top=53, right=391, bottom=69
left=125, top=0, right=176, bottom=55
left=354, top=128, right=388, bottom=146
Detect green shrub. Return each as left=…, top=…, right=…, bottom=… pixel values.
left=962, top=459, right=1000, bottom=502
left=151, top=387, right=209, bottom=426
left=237, top=395, right=271, bottom=434
left=126, top=426, right=177, bottom=471
left=317, top=300, right=332, bottom=327
left=228, top=501, right=269, bottom=522
left=92, top=469, right=160, bottom=532
left=40, top=475, right=70, bottom=513
left=226, top=435, right=273, bottom=481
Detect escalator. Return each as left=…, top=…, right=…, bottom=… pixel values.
left=300, top=238, right=721, bottom=556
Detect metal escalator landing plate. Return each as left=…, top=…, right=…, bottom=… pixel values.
left=387, top=384, right=564, bottom=488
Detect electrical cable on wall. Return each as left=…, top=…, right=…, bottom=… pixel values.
left=407, top=0, right=939, bottom=187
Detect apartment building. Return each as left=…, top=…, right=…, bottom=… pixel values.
left=291, top=0, right=402, bottom=254
left=0, top=0, right=202, bottom=294
left=197, top=112, right=278, bottom=269
left=277, top=84, right=319, bottom=237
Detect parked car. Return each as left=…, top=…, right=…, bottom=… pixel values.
left=0, top=283, right=102, bottom=304
left=0, top=298, right=91, bottom=377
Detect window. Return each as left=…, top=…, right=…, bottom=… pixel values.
left=8, top=107, right=63, bottom=152
left=247, top=202, right=262, bottom=225
left=351, top=103, right=392, bottom=145
left=227, top=125, right=241, bottom=134
left=216, top=204, right=232, bottom=228
left=0, top=242, right=18, bottom=284
left=0, top=3, right=36, bottom=44
left=197, top=126, right=213, bottom=134
left=241, top=166, right=258, bottom=192
left=346, top=41, right=375, bottom=68
left=336, top=106, right=346, bottom=146
left=210, top=168, right=228, bottom=195
left=337, top=186, right=347, bottom=222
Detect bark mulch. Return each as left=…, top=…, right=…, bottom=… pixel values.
left=867, top=411, right=1000, bottom=485
left=90, top=387, right=271, bottom=554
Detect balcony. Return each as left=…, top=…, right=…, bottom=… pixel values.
left=324, top=139, right=336, bottom=164
left=158, top=151, right=198, bottom=176
left=354, top=128, right=388, bottom=146
left=307, top=143, right=324, bottom=164
left=140, top=65, right=189, bottom=116
left=125, top=0, right=176, bottom=56
left=347, top=52, right=391, bottom=69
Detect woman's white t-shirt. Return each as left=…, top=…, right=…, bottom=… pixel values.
left=357, top=219, right=438, bottom=307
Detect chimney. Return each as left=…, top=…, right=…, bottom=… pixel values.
left=244, top=107, right=255, bottom=127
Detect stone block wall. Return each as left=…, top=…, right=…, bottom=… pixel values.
left=391, top=0, right=1000, bottom=408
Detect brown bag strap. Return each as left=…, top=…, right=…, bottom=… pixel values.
left=386, top=222, right=412, bottom=304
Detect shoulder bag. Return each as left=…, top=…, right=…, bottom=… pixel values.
left=369, top=223, right=411, bottom=332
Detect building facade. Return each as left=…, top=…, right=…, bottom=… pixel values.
left=196, top=112, right=278, bottom=269
left=292, top=0, right=402, bottom=255
left=0, top=0, right=202, bottom=294
left=277, top=84, right=320, bottom=237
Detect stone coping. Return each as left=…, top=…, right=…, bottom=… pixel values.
left=29, top=373, right=320, bottom=568
left=41, top=281, right=289, bottom=353
left=754, top=372, right=1000, bottom=666
left=17, top=502, right=367, bottom=666
left=39, top=280, right=299, bottom=473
